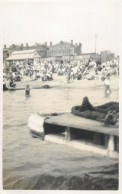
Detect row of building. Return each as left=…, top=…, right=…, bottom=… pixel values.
left=3, top=40, right=115, bottom=64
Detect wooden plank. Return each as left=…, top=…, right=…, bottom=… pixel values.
left=44, top=135, right=118, bottom=159
left=45, top=113, right=119, bottom=136
left=108, top=135, right=115, bottom=152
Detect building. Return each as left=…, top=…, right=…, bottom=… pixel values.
left=3, top=43, right=48, bottom=62
left=100, top=51, right=115, bottom=63
left=25, top=42, right=48, bottom=58
left=46, top=40, right=82, bottom=63
left=4, top=41, right=104, bottom=65
left=6, top=49, right=41, bottom=64
left=81, top=53, right=101, bottom=62
left=3, top=45, right=10, bottom=62
left=70, top=53, right=100, bottom=64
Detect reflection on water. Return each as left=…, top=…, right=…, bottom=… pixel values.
left=3, top=85, right=118, bottom=190
left=25, top=94, right=31, bottom=100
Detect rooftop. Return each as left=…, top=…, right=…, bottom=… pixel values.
left=6, top=49, right=41, bottom=61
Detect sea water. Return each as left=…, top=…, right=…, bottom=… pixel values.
left=3, top=80, right=119, bottom=190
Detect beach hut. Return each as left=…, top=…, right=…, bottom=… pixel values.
left=6, top=49, right=41, bottom=65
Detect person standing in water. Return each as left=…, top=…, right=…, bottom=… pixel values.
left=66, top=63, right=71, bottom=83
left=25, top=84, right=30, bottom=96
left=104, top=74, right=111, bottom=97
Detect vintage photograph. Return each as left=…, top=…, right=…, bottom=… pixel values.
left=2, top=0, right=119, bottom=191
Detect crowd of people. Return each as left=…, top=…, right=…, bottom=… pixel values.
left=3, top=57, right=119, bottom=91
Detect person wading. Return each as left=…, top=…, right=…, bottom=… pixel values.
left=25, top=84, right=30, bottom=96
left=67, top=63, right=71, bottom=83
left=104, top=74, right=111, bottom=97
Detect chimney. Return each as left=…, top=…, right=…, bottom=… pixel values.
left=45, top=42, right=47, bottom=47
left=79, top=43, right=82, bottom=54
left=4, top=44, right=6, bottom=49
left=12, top=44, right=16, bottom=48
left=71, top=40, right=73, bottom=45
left=50, top=42, right=52, bottom=47
left=26, top=43, right=28, bottom=48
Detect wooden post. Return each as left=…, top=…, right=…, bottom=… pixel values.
left=108, top=135, right=114, bottom=152
left=65, top=127, right=71, bottom=141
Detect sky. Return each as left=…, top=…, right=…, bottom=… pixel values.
left=1, top=0, right=120, bottom=54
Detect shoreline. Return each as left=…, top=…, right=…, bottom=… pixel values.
left=13, top=74, right=119, bottom=90
left=8, top=74, right=119, bottom=106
